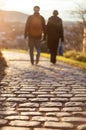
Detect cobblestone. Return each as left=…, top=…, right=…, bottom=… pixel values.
left=0, top=111, right=18, bottom=116
left=9, top=120, right=41, bottom=127
left=40, top=102, right=62, bottom=107
left=19, top=103, right=39, bottom=108
left=56, top=112, right=72, bottom=117
left=65, top=102, right=84, bottom=107
left=34, top=128, right=61, bottom=130
left=62, top=107, right=82, bottom=112
left=0, top=51, right=86, bottom=130
left=39, top=107, right=60, bottom=112
left=61, top=117, right=86, bottom=122
left=32, top=116, right=59, bottom=122
left=0, top=119, right=8, bottom=125
left=0, top=127, right=30, bottom=130
left=21, top=112, right=43, bottom=116
left=44, top=121, right=74, bottom=129
left=77, top=124, right=86, bottom=130
left=5, top=116, right=29, bottom=120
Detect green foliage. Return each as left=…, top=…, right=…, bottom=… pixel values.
left=64, top=50, right=86, bottom=62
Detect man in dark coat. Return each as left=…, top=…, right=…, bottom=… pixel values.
left=46, top=10, right=64, bottom=64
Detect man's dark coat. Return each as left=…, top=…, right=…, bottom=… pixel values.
left=46, top=16, right=64, bottom=51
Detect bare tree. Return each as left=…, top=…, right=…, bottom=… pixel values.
left=72, top=3, right=86, bottom=52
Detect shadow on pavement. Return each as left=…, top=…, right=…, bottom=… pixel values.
left=0, top=51, right=8, bottom=82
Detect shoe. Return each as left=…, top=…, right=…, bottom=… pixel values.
left=50, top=62, right=56, bottom=66
left=31, top=61, right=34, bottom=65
left=31, top=63, right=34, bottom=65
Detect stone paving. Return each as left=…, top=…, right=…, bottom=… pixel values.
left=0, top=50, right=86, bottom=130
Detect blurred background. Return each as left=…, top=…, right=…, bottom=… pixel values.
left=0, top=0, right=86, bottom=52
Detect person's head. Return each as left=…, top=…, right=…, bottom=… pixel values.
left=33, top=6, right=40, bottom=13
left=53, top=10, right=58, bottom=16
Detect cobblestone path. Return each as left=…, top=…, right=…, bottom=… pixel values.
left=0, top=51, right=86, bottom=130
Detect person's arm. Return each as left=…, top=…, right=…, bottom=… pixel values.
left=41, top=16, right=46, bottom=40
left=24, top=16, right=31, bottom=39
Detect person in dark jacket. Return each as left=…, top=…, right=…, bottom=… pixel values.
left=24, top=6, right=46, bottom=65
left=46, top=10, right=64, bottom=64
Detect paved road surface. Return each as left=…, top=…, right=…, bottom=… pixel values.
left=0, top=51, right=86, bottom=130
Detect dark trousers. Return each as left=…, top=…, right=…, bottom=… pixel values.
left=50, top=49, right=57, bottom=64
left=28, top=37, right=41, bottom=64
left=48, top=39, right=58, bottom=64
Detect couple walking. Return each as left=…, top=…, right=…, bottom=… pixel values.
left=24, top=6, right=64, bottom=65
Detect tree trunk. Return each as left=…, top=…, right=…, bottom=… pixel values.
left=83, top=28, right=86, bottom=52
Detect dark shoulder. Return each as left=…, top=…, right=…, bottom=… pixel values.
left=40, top=15, right=46, bottom=23
left=48, top=16, right=54, bottom=20
left=57, top=16, right=62, bottom=22
left=49, top=16, right=62, bottom=21
left=40, top=15, right=45, bottom=20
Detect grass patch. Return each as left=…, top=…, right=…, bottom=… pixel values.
left=41, top=53, right=86, bottom=69
left=64, top=50, right=86, bottom=62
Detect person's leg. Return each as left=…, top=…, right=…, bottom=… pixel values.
left=51, top=43, right=58, bottom=64
left=28, top=38, right=34, bottom=65
left=34, top=39, right=41, bottom=64
left=50, top=52, right=56, bottom=64
left=50, top=49, right=57, bottom=64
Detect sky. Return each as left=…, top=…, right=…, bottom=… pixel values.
left=0, top=0, right=86, bottom=21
